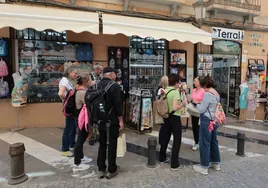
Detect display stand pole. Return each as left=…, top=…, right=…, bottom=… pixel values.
left=12, top=108, right=24, bottom=132
left=16, top=108, right=19, bottom=129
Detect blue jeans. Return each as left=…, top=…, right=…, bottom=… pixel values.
left=62, top=116, right=76, bottom=151
left=199, top=114, right=221, bottom=168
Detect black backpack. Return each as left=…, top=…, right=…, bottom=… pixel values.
left=63, top=89, right=81, bottom=118
left=84, top=81, right=115, bottom=126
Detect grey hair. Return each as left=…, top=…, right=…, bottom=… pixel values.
left=93, top=64, right=103, bottom=70
left=64, top=66, right=76, bottom=78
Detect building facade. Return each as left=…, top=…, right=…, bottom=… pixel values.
left=0, top=0, right=267, bottom=128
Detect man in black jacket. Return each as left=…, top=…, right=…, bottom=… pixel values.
left=97, top=67, right=124, bottom=179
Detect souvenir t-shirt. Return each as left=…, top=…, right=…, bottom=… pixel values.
left=165, top=86, right=181, bottom=116
left=59, top=77, right=73, bottom=97
left=0, top=40, right=8, bottom=56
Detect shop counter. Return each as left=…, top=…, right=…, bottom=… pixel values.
left=0, top=100, right=65, bottom=128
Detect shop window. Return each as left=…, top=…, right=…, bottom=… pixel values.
left=17, top=30, right=93, bottom=103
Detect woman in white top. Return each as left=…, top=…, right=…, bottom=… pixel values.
left=58, top=67, right=78, bottom=157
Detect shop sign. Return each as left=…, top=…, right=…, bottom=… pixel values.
left=212, top=27, right=244, bottom=41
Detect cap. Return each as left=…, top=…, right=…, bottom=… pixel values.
left=103, top=67, right=118, bottom=74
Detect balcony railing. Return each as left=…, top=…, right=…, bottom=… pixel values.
left=206, top=0, right=261, bottom=11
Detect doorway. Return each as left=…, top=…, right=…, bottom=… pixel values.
left=212, top=40, right=241, bottom=116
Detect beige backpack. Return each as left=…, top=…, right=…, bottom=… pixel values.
left=156, top=89, right=176, bottom=118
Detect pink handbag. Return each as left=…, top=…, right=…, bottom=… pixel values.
left=0, top=58, right=8, bottom=77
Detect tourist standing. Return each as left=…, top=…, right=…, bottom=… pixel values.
left=58, top=67, right=78, bottom=157
left=194, top=76, right=221, bottom=175
left=190, top=77, right=205, bottom=151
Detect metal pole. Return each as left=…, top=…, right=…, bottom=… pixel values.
left=146, top=137, right=157, bottom=168
left=8, top=143, right=28, bottom=185
left=236, top=132, right=246, bottom=157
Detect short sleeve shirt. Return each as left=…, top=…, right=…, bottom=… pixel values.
left=165, top=86, right=181, bottom=116
left=59, top=77, right=73, bottom=97
left=190, top=88, right=205, bottom=102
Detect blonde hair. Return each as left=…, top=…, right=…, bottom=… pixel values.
left=159, top=76, right=168, bottom=89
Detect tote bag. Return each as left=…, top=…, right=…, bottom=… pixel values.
left=117, top=133, right=126, bottom=157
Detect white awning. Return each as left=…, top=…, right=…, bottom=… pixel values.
left=0, top=4, right=99, bottom=34
left=102, top=14, right=212, bottom=45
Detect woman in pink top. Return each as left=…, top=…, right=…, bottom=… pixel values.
left=190, top=77, right=205, bottom=151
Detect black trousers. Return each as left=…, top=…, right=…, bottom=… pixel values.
left=191, top=116, right=200, bottom=144
left=97, top=124, right=119, bottom=173
left=159, top=115, right=182, bottom=168
left=74, top=126, right=89, bottom=165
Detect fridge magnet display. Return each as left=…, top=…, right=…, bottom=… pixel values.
left=108, top=47, right=129, bottom=93
left=170, top=67, right=178, bottom=74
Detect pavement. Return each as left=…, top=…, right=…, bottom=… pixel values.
left=0, top=117, right=268, bottom=188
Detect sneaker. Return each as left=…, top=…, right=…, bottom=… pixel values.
left=106, top=166, right=120, bottom=179
left=193, top=164, right=208, bottom=175
left=171, top=165, right=185, bottom=171
left=159, top=158, right=170, bottom=164
left=61, top=151, right=73, bottom=157
left=98, top=171, right=106, bottom=179
left=192, top=144, right=199, bottom=151
left=81, top=156, right=93, bottom=164
left=210, top=163, right=221, bottom=171
left=73, top=164, right=90, bottom=172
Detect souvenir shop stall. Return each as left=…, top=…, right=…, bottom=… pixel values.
left=123, top=36, right=166, bottom=132
left=126, top=88, right=153, bottom=133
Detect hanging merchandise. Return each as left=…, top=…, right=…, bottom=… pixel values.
left=129, top=37, right=166, bottom=96
left=126, top=89, right=153, bottom=132
left=0, top=58, right=8, bottom=77
left=75, top=44, right=93, bottom=62
left=11, top=70, right=29, bottom=107
left=108, top=47, right=129, bottom=94
left=0, top=39, right=8, bottom=57
left=197, top=54, right=213, bottom=78
left=0, top=77, right=9, bottom=98
left=257, top=59, right=265, bottom=72
left=141, top=98, right=153, bottom=130
left=169, top=50, right=187, bottom=82
left=247, top=80, right=258, bottom=112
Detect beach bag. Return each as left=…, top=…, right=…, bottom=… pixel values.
left=0, top=58, right=8, bottom=77
left=208, top=93, right=226, bottom=126
left=156, top=89, right=175, bottom=118
left=0, top=77, right=9, bottom=97
left=187, top=103, right=200, bottom=117
left=117, top=133, right=126, bottom=157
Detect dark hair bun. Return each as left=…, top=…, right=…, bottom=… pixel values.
left=201, top=75, right=214, bottom=88
left=76, top=76, right=83, bottom=85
